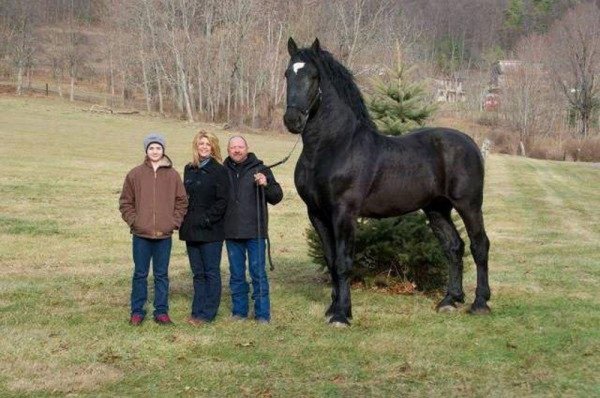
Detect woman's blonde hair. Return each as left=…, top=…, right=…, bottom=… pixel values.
left=191, top=130, right=222, bottom=165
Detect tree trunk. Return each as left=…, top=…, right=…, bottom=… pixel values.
left=227, top=82, right=231, bottom=122
left=155, top=64, right=164, bottom=114
left=70, top=75, right=75, bottom=102
left=140, top=49, right=152, bottom=112
left=198, top=74, right=203, bottom=115
left=252, top=79, right=258, bottom=127
left=519, top=141, right=527, bottom=157
left=180, top=69, right=194, bottom=122
left=57, top=74, right=63, bottom=98
left=109, top=48, right=115, bottom=96
left=121, top=71, right=126, bottom=106
left=16, top=66, right=24, bottom=95
left=581, top=109, right=590, bottom=139
left=26, top=67, right=32, bottom=90
left=207, top=83, right=214, bottom=121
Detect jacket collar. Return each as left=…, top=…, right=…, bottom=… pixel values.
left=144, top=154, right=173, bottom=170
left=224, top=153, right=262, bottom=171
left=188, top=157, right=220, bottom=172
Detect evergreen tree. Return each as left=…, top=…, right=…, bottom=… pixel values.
left=505, top=0, right=525, bottom=30
left=368, top=56, right=436, bottom=136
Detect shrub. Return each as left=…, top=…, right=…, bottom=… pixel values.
left=487, top=129, right=518, bottom=155
left=564, top=138, right=600, bottom=162
left=477, top=112, right=500, bottom=127
left=307, top=212, right=449, bottom=292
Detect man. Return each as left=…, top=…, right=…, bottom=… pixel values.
left=224, top=136, right=283, bottom=323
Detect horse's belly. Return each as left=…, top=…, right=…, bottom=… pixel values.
left=359, top=190, right=432, bottom=218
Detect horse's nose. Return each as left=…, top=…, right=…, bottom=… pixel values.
left=284, top=107, right=304, bottom=134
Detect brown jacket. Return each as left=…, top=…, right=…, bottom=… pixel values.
left=119, top=155, right=188, bottom=239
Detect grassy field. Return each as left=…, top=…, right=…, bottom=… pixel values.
left=0, top=95, right=599, bottom=397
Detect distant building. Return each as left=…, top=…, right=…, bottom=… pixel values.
left=434, top=77, right=466, bottom=103
left=484, top=60, right=544, bottom=111
left=490, top=60, right=526, bottom=89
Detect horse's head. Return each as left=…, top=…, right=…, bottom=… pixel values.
left=283, top=38, right=322, bottom=134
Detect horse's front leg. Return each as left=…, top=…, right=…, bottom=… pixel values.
left=329, top=209, right=356, bottom=326
left=308, top=212, right=338, bottom=320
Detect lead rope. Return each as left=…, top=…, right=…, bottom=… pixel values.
left=259, top=135, right=301, bottom=272
left=265, top=136, right=301, bottom=169
left=261, top=185, right=274, bottom=271
left=255, top=183, right=266, bottom=318
left=258, top=88, right=319, bottom=272
left=256, top=182, right=273, bottom=272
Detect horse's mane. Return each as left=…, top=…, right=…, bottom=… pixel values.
left=297, top=48, right=376, bottom=129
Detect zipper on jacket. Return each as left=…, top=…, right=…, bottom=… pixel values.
left=153, top=170, right=157, bottom=237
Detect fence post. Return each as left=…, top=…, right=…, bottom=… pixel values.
left=46, top=83, right=48, bottom=96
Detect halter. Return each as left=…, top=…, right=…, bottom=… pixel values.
left=287, top=86, right=322, bottom=117
left=305, top=86, right=322, bottom=116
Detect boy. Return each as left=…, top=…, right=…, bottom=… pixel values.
left=119, top=133, right=188, bottom=325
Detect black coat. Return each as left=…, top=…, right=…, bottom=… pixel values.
left=223, top=153, right=283, bottom=239
left=179, top=158, right=229, bottom=242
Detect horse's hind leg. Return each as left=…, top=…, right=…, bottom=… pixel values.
left=425, top=203, right=465, bottom=311
left=455, top=205, right=491, bottom=315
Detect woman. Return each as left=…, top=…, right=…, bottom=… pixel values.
left=179, top=131, right=229, bottom=325
left=119, top=133, right=188, bottom=326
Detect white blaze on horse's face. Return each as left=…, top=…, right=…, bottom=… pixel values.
left=292, top=62, right=305, bottom=74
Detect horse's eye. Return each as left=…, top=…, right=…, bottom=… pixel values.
left=284, top=70, right=289, bottom=78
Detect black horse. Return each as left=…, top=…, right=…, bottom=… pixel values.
left=283, top=38, right=491, bottom=326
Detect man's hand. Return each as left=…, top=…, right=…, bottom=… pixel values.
left=254, top=172, right=267, bottom=186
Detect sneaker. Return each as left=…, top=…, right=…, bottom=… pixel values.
left=256, top=318, right=270, bottom=325
left=154, top=314, right=173, bottom=325
left=231, top=315, right=247, bottom=322
left=186, top=317, right=206, bottom=326
left=129, top=314, right=144, bottom=326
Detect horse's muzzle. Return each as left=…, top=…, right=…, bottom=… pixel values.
left=283, top=107, right=308, bottom=134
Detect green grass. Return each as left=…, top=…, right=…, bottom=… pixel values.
left=0, top=95, right=599, bottom=397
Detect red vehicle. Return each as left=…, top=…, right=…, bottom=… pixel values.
left=483, top=92, right=500, bottom=111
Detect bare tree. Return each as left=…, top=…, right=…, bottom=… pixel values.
left=501, top=35, right=563, bottom=150
left=162, top=0, right=195, bottom=121
left=330, top=0, right=391, bottom=70
left=3, top=2, right=37, bottom=95
left=545, top=2, right=600, bottom=138
left=62, top=1, right=88, bottom=102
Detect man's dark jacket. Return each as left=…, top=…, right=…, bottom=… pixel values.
left=223, top=153, right=283, bottom=239
left=179, top=158, right=229, bottom=242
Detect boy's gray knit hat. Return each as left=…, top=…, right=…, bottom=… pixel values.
left=143, top=133, right=166, bottom=152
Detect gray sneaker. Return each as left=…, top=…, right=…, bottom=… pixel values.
left=256, top=318, right=270, bottom=324
left=231, top=315, right=247, bottom=321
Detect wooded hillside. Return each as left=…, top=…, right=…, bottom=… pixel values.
left=2, top=0, right=600, bottom=159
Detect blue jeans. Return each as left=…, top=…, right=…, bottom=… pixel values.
left=226, top=239, right=270, bottom=320
left=131, top=236, right=172, bottom=317
left=186, top=241, right=223, bottom=321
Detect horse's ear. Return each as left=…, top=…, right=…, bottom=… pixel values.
left=311, top=38, right=321, bottom=53
left=288, top=37, right=298, bottom=56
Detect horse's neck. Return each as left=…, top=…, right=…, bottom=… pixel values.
left=300, top=101, right=364, bottom=168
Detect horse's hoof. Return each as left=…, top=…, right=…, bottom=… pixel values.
left=328, top=315, right=350, bottom=326
left=468, top=304, right=491, bottom=315
left=330, top=321, right=349, bottom=328
left=437, top=304, right=457, bottom=313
